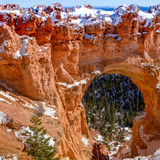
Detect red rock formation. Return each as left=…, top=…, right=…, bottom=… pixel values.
left=91, top=143, right=109, bottom=160
left=0, top=3, right=160, bottom=160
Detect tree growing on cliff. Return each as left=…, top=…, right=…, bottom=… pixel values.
left=25, top=115, right=59, bottom=160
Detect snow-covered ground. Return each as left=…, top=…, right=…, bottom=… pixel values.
left=94, top=131, right=160, bottom=160
left=94, top=127, right=132, bottom=159
left=109, top=128, right=132, bottom=158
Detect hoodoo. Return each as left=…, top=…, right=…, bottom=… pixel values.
left=0, top=3, right=160, bottom=160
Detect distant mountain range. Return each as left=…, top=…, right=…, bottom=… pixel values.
left=93, top=6, right=150, bottom=12
left=93, top=6, right=149, bottom=12
left=64, top=6, right=150, bottom=12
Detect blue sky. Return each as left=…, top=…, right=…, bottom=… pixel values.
left=1, top=0, right=160, bottom=7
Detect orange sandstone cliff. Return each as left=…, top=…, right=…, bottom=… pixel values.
left=0, top=3, right=160, bottom=160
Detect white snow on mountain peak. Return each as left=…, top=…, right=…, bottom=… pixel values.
left=0, top=3, right=158, bottom=28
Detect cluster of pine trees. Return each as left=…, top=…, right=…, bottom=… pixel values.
left=82, top=73, right=145, bottom=141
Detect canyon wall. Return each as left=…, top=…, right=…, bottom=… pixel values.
left=0, top=3, right=160, bottom=159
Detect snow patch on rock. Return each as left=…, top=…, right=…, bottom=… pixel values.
left=95, top=134, right=104, bottom=142
left=0, top=90, right=17, bottom=102
left=19, top=38, right=29, bottom=56
left=58, top=78, right=87, bottom=88
left=0, top=3, right=158, bottom=30
left=105, top=33, right=119, bottom=38
left=68, top=5, right=113, bottom=26
left=85, top=33, right=94, bottom=40
left=0, top=40, right=7, bottom=53
left=91, top=70, right=101, bottom=75
left=0, top=111, right=10, bottom=124
left=14, top=126, right=55, bottom=147
left=138, top=11, right=154, bottom=28
left=0, top=97, right=11, bottom=104
left=41, top=102, right=58, bottom=119
left=156, top=83, right=160, bottom=90
left=81, top=137, right=89, bottom=147
left=0, top=154, right=18, bottom=160
left=0, top=10, right=21, bottom=15
left=14, top=36, right=29, bottom=59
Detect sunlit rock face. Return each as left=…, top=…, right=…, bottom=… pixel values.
left=0, top=3, right=160, bottom=159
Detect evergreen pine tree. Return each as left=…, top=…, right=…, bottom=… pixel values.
left=25, top=115, right=59, bottom=160
left=118, top=117, right=122, bottom=126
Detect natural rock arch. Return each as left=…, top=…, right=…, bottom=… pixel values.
left=52, top=26, right=160, bottom=158
left=76, top=60, right=160, bottom=156
left=90, top=63, right=160, bottom=157
left=0, top=3, right=160, bottom=160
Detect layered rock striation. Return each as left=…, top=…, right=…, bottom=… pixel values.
left=0, top=3, right=160, bottom=159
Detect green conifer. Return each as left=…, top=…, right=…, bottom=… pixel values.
left=25, top=115, right=59, bottom=160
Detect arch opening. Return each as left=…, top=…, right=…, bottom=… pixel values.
left=82, top=73, right=146, bottom=157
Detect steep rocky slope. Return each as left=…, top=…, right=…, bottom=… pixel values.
left=0, top=3, right=160, bottom=159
